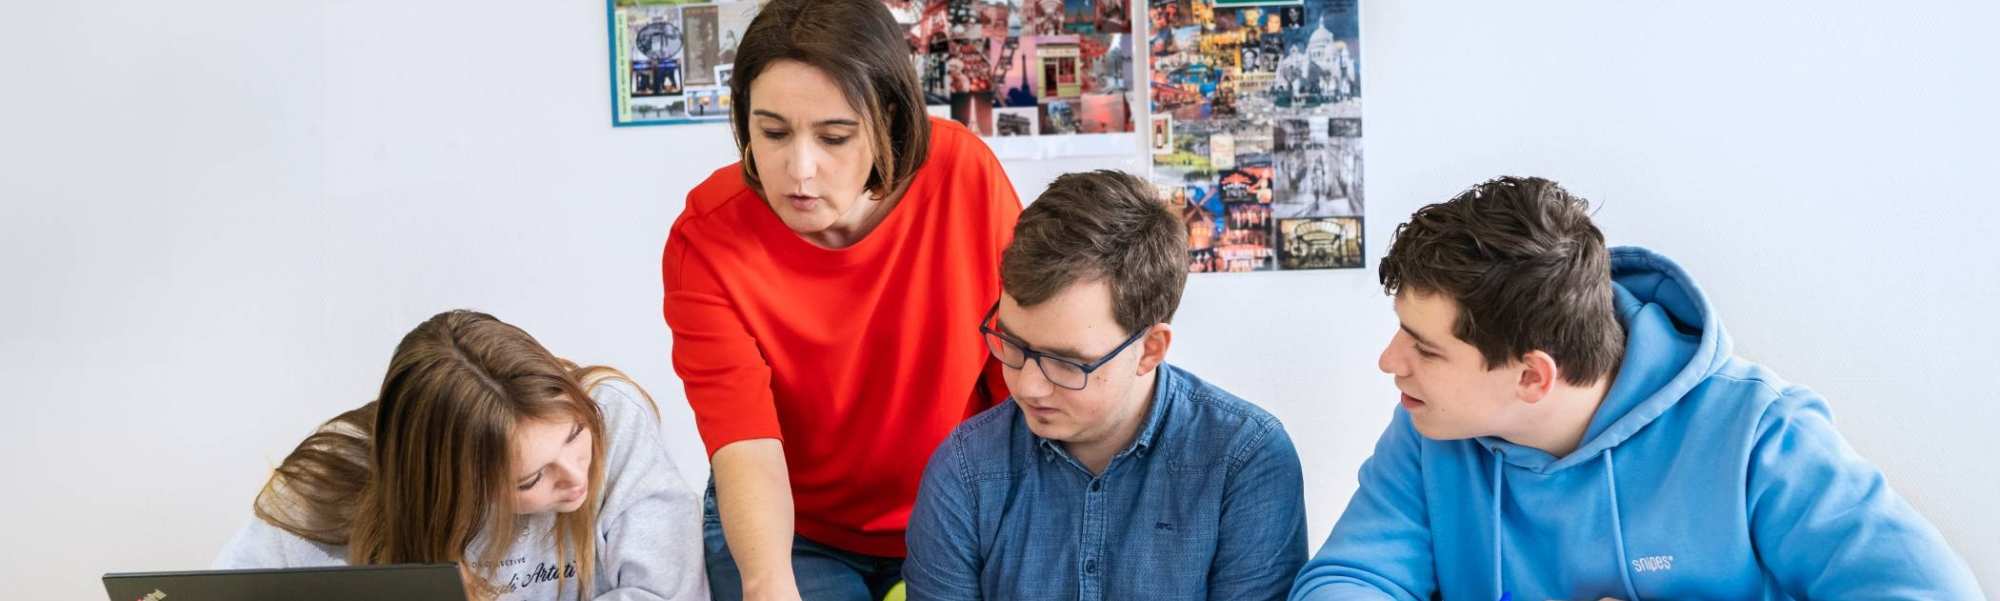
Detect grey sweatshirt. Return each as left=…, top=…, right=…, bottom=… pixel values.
left=213, top=379, right=709, bottom=600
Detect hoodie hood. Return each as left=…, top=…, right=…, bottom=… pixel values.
left=1477, top=246, right=1734, bottom=472
left=1472, top=247, right=1737, bottom=600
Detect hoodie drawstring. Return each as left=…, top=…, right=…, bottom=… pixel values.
left=1603, top=449, right=1640, bottom=601
left=1491, top=450, right=1506, bottom=596
left=1490, top=448, right=1644, bottom=601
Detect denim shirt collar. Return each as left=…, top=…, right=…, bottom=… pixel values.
left=1033, top=363, right=1184, bottom=466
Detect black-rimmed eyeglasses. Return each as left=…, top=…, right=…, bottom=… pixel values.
left=979, top=300, right=1148, bottom=391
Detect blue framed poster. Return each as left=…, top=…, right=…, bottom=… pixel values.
left=608, top=0, right=752, bottom=126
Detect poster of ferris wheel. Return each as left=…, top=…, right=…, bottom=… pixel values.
left=609, top=0, right=744, bottom=125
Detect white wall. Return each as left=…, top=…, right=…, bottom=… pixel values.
left=3, top=1, right=1996, bottom=599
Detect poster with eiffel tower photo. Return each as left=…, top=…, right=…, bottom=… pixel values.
left=899, top=0, right=1143, bottom=158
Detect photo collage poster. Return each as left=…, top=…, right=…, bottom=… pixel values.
left=894, top=0, right=1138, bottom=146
left=1148, top=0, right=1363, bottom=272
left=612, top=0, right=1142, bottom=158
left=610, top=0, right=754, bottom=125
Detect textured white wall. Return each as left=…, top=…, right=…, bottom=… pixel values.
left=2, top=1, right=1994, bottom=599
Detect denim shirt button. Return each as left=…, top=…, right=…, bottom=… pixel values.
left=1089, top=480, right=1102, bottom=492
left=1085, top=558, right=1098, bottom=574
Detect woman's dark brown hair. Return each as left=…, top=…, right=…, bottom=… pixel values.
left=729, top=0, right=931, bottom=200
left=1378, top=176, right=1625, bottom=385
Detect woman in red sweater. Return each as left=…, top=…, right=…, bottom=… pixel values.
left=660, top=1, right=1018, bottom=599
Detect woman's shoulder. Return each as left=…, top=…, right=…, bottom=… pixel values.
left=676, top=163, right=759, bottom=231
left=667, top=164, right=767, bottom=274
left=922, top=116, right=996, bottom=169
left=913, top=116, right=1018, bottom=217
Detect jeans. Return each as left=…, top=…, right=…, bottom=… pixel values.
left=703, top=480, right=904, bottom=601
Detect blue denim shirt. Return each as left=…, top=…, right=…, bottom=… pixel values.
left=903, top=363, right=1307, bottom=601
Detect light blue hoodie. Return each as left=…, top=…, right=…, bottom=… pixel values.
left=1291, top=247, right=1983, bottom=600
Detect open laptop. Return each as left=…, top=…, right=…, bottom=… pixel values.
left=104, top=563, right=465, bottom=601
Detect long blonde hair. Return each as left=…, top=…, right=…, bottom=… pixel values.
left=253, top=310, right=653, bottom=599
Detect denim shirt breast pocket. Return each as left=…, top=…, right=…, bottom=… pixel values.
left=973, top=468, right=1082, bottom=599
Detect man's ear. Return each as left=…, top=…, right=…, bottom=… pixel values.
left=1136, top=323, right=1173, bottom=377
left=1515, top=350, right=1560, bottom=404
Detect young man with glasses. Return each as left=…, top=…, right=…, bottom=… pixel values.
left=901, top=170, right=1307, bottom=601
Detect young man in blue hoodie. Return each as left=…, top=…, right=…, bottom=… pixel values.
left=1291, top=177, right=1982, bottom=600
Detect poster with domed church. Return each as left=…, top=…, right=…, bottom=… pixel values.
left=1148, top=0, right=1364, bottom=273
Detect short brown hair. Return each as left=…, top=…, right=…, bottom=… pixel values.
left=730, top=0, right=930, bottom=199
left=1379, top=176, right=1624, bottom=385
left=1003, top=170, right=1189, bottom=334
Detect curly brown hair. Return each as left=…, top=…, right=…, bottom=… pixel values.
left=1379, top=176, right=1624, bottom=385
